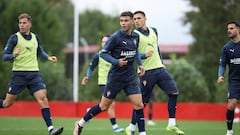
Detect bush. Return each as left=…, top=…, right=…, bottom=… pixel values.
left=165, top=54, right=210, bottom=102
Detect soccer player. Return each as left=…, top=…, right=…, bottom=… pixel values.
left=74, top=11, right=146, bottom=135
left=0, top=13, right=63, bottom=135
left=217, top=21, right=240, bottom=135
left=125, top=10, right=184, bottom=135
left=81, top=34, right=124, bottom=132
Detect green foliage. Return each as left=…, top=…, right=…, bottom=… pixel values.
left=79, top=10, right=120, bottom=44
left=39, top=62, right=73, bottom=100
left=184, top=0, right=240, bottom=102
left=165, top=54, right=210, bottom=102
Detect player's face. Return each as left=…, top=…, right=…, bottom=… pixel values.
left=19, top=17, right=32, bottom=35
left=227, top=23, right=240, bottom=39
left=133, top=13, right=146, bottom=29
left=120, top=16, right=133, bottom=34
left=101, top=36, right=109, bottom=47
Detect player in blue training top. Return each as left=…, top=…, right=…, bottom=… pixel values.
left=0, top=13, right=63, bottom=135
left=217, top=21, right=240, bottom=135
left=74, top=11, right=146, bottom=135
left=81, top=34, right=124, bottom=132
left=125, top=11, right=184, bottom=135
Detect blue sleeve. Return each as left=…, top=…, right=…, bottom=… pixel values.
left=157, top=47, right=164, bottom=64
left=36, top=35, right=49, bottom=60
left=135, top=49, right=142, bottom=66
left=86, top=53, right=99, bottom=78
left=2, top=34, right=18, bottom=61
left=139, top=53, right=147, bottom=59
left=218, top=47, right=227, bottom=77
left=99, top=37, right=119, bottom=65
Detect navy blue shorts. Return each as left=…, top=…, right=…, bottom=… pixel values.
left=228, top=80, right=240, bottom=100
left=99, top=85, right=105, bottom=94
left=139, top=68, right=178, bottom=104
left=7, top=71, right=46, bottom=95
left=103, top=79, right=141, bottom=99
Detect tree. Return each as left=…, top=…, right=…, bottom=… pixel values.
left=79, top=10, right=120, bottom=45
left=183, top=0, right=240, bottom=102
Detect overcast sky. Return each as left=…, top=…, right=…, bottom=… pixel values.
left=72, top=0, right=193, bottom=45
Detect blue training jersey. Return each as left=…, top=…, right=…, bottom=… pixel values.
left=100, top=29, right=142, bottom=82
left=218, top=40, right=240, bottom=80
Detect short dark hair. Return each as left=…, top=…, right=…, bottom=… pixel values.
left=228, top=21, right=240, bottom=28
left=133, top=10, right=146, bottom=17
left=120, top=11, right=133, bottom=18
left=101, top=34, right=110, bottom=39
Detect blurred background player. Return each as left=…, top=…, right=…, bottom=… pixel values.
left=81, top=34, right=124, bottom=133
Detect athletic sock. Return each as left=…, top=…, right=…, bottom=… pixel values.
left=83, top=104, right=102, bottom=122
left=168, top=94, right=177, bottom=118
left=148, top=112, right=152, bottom=120
left=0, top=99, right=3, bottom=108
left=110, top=117, right=117, bottom=125
left=135, top=109, right=145, bottom=132
left=131, top=109, right=137, bottom=125
left=41, top=108, right=53, bottom=130
left=226, top=109, right=234, bottom=130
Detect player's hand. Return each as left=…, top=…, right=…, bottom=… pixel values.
left=81, top=76, right=89, bottom=85
left=145, top=50, right=153, bottom=57
left=139, top=65, right=145, bottom=76
left=48, top=56, right=57, bottom=63
left=217, top=76, right=224, bottom=84
left=119, top=58, right=128, bottom=67
left=13, top=48, right=21, bottom=58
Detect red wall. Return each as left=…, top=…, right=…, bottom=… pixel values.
left=0, top=101, right=227, bottom=121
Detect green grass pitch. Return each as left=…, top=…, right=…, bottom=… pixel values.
left=0, top=117, right=239, bottom=135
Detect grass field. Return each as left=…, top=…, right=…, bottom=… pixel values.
left=0, top=117, right=239, bottom=135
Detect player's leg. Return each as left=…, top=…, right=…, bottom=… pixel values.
left=74, top=96, right=113, bottom=135
left=0, top=72, right=23, bottom=108
left=126, top=74, right=155, bottom=135
left=128, top=93, right=146, bottom=135
left=108, top=101, right=124, bottom=132
left=147, top=95, right=156, bottom=126
left=99, top=85, right=123, bottom=132
left=157, top=69, right=184, bottom=135
left=0, top=93, right=17, bottom=108
left=226, top=98, right=237, bottom=135
left=33, top=89, right=63, bottom=135
left=30, top=72, right=63, bottom=135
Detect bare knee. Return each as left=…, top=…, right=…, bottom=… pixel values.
left=133, top=102, right=144, bottom=110
left=3, top=100, right=14, bottom=108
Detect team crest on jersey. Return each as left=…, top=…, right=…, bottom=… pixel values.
left=143, top=80, right=147, bottom=86
left=8, top=87, right=12, bottom=92
left=107, top=91, right=111, bottom=97
left=133, top=39, right=137, bottom=46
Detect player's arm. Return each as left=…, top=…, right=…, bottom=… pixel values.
left=135, top=47, right=145, bottom=76
left=99, top=37, right=119, bottom=65
left=217, top=47, right=227, bottom=83
left=82, top=53, right=99, bottom=85
left=2, top=34, right=18, bottom=61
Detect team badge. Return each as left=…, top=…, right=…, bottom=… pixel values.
left=143, top=80, right=147, bottom=86
left=107, top=91, right=111, bottom=97
left=133, top=39, right=137, bottom=46
left=8, top=87, right=12, bottom=92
